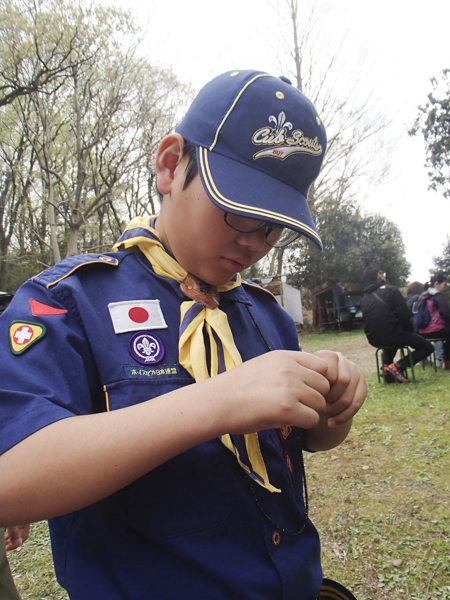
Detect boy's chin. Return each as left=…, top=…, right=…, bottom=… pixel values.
left=208, top=276, right=240, bottom=288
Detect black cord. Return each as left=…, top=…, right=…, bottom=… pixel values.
left=244, top=304, right=310, bottom=536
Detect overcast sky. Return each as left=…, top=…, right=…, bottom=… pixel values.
left=114, top=0, right=449, bottom=283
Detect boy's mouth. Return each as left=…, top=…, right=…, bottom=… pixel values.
left=222, top=257, right=251, bottom=272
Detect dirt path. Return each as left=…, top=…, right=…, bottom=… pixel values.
left=299, top=329, right=376, bottom=375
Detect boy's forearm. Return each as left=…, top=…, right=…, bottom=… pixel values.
left=0, top=380, right=228, bottom=526
left=0, top=349, right=355, bottom=525
left=303, top=413, right=353, bottom=452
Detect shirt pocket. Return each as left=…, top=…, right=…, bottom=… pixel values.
left=103, top=370, right=193, bottom=411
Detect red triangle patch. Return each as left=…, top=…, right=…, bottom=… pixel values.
left=29, top=298, right=67, bottom=316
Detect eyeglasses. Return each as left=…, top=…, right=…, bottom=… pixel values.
left=223, top=212, right=300, bottom=248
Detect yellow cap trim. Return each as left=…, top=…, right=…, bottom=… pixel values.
left=209, top=74, right=271, bottom=151
left=199, top=147, right=322, bottom=246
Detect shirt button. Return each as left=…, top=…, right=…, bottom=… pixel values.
left=271, top=530, right=281, bottom=547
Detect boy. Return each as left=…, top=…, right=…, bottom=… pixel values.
left=0, top=70, right=366, bottom=599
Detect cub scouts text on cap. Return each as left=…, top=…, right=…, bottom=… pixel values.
left=108, top=300, right=167, bottom=334
left=9, top=321, right=46, bottom=354
left=175, top=70, right=326, bottom=250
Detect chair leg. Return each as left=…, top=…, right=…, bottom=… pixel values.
left=376, top=349, right=382, bottom=383
left=399, top=348, right=406, bottom=379
left=377, top=346, right=416, bottom=383
left=430, top=340, right=446, bottom=372
left=406, top=348, right=415, bottom=383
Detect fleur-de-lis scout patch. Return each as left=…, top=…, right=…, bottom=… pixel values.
left=129, top=332, right=165, bottom=365
left=9, top=321, right=46, bottom=355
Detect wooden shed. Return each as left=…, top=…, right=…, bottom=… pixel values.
left=312, top=283, right=363, bottom=329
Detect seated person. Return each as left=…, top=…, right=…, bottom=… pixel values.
left=419, top=273, right=450, bottom=369
left=405, top=281, right=424, bottom=330
left=361, top=266, right=433, bottom=382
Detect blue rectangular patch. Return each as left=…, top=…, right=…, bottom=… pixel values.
left=124, top=365, right=181, bottom=379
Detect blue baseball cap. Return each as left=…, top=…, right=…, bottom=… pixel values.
left=175, top=70, right=326, bottom=250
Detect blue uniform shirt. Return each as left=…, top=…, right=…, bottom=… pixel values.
left=0, top=248, right=322, bottom=599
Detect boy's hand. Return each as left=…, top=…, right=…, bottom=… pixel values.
left=5, top=524, right=30, bottom=551
left=313, top=350, right=367, bottom=427
left=220, top=350, right=331, bottom=434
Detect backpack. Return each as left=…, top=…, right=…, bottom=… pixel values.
left=412, top=295, right=432, bottom=329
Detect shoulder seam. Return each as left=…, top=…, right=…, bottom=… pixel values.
left=45, top=258, right=119, bottom=289
left=32, top=254, right=120, bottom=290
left=241, top=280, right=280, bottom=304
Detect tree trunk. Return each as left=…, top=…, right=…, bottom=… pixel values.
left=40, top=100, right=61, bottom=265
left=0, top=249, right=8, bottom=290
left=47, top=181, right=61, bottom=264
left=249, top=264, right=258, bottom=280
left=66, top=226, right=79, bottom=257
left=98, top=206, right=104, bottom=251
left=276, top=247, right=285, bottom=276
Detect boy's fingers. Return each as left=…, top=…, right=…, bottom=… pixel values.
left=5, top=526, right=21, bottom=550
left=327, top=376, right=367, bottom=426
left=313, top=350, right=352, bottom=402
left=272, top=351, right=331, bottom=413
left=5, top=524, right=30, bottom=551
left=288, top=401, right=322, bottom=430
left=313, top=350, right=338, bottom=377
left=312, top=350, right=367, bottom=425
left=18, top=524, right=30, bottom=543
left=294, top=351, right=329, bottom=376
left=292, top=352, right=331, bottom=400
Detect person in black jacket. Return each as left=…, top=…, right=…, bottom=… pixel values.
left=361, top=266, right=433, bottom=382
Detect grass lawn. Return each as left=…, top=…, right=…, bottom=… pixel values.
left=7, top=328, right=450, bottom=599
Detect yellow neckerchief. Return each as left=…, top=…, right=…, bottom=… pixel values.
left=113, top=216, right=279, bottom=493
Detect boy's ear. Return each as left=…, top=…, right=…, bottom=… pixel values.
left=155, top=134, right=185, bottom=196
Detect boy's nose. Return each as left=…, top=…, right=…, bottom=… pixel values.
left=235, top=228, right=267, bottom=252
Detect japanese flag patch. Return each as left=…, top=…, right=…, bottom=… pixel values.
left=108, top=300, right=167, bottom=334
left=9, top=321, right=46, bottom=355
